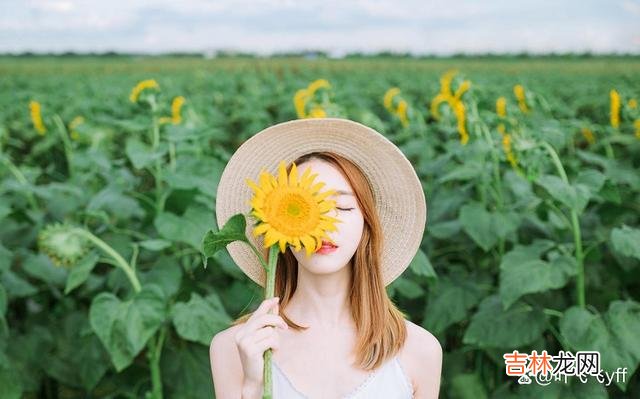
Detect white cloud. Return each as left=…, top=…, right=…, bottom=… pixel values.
left=0, top=0, right=638, bottom=54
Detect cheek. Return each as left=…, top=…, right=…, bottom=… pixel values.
left=335, top=211, right=364, bottom=248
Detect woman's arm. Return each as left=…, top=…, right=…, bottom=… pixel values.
left=211, top=325, right=265, bottom=399
left=403, top=320, right=443, bottom=398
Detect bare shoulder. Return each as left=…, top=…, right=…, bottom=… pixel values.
left=209, top=323, right=245, bottom=398
left=399, top=319, right=443, bottom=398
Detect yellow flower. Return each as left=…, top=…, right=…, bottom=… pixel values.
left=129, top=79, right=159, bottom=103
left=610, top=89, right=620, bottom=128
left=629, top=98, right=638, bottom=109
left=307, top=79, right=330, bottom=96
left=440, top=69, right=458, bottom=97
left=29, top=100, right=46, bottom=135
left=453, top=80, right=471, bottom=100
left=383, top=87, right=401, bottom=111
left=502, top=133, right=518, bottom=169
left=294, top=89, right=311, bottom=118
left=513, top=84, right=529, bottom=113
left=496, top=97, right=507, bottom=118
left=452, top=100, right=468, bottom=145
left=245, top=160, right=342, bottom=256
left=581, top=127, right=595, bottom=144
left=170, top=96, right=186, bottom=124
left=293, top=79, right=331, bottom=118
left=308, top=105, right=326, bottom=118
left=430, top=93, right=449, bottom=120
left=383, top=87, right=410, bottom=127
left=634, top=120, right=640, bottom=139
left=396, top=100, right=409, bottom=127
left=430, top=70, right=469, bottom=120
left=69, top=116, right=85, bottom=140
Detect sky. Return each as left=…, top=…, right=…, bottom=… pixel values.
left=1, top=0, right=639, bottom=56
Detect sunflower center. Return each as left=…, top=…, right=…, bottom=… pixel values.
left=267, top=188, right=319, bottom=236
left=287, top=202, right=302, bottom=216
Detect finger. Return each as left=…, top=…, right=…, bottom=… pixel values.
left=255, top=334, right=280, bottom=353
left=250, top=325, right=277, bottom=343
left=245, top=313, right=288, bottom=333
left=248, top=297, right=280, bottom=320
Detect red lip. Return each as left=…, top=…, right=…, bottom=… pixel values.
left=316, top=240, right=338, bottom=253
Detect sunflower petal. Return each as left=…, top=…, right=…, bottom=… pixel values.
left=245, top=178, right=263, bottom=195
left=309, top=181, right=325, bottom=194
left=277, top=160, right=288, bottom=187
left=289, top=162, right=299, bottom=187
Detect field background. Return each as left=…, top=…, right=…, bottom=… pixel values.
left=1, top=55, right=639, bottom=398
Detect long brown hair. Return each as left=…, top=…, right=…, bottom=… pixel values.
left=230, top=151, right=408, bottom=370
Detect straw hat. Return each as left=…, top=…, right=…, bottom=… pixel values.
left=215, top=118, right=427, bottom=287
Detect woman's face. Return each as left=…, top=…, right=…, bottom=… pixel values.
left=290, top=158, right=364, bottom=276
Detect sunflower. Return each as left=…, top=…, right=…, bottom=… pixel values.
left=37, top=222, right=91, bottom=268
left=245, top=160, right=342, bottom=257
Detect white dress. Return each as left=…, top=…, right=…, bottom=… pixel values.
left=271, top=355, right=414, bottom=398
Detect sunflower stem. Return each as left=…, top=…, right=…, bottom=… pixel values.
left=262, top=244, right=279, bottom=399
left=0, top=154, right=40, bottom=212
left=75, top=228, right=142, bottom=293
left=538, top=141, right=585, bottom=309
left=53, top=114, right=74, bottom=178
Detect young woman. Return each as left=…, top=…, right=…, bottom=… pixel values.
left=210, top=119, right=442, bottom=398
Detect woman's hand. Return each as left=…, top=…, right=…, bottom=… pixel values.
left=234, top=296, right=288, bottom=389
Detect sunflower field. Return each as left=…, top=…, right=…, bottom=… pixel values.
left=1, top=56, right=639, bottom=399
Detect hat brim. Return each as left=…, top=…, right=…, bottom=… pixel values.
left=215, top=118, right=427, bottom=287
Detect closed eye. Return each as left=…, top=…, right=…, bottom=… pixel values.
left=337, top=207, right=354, bottom=211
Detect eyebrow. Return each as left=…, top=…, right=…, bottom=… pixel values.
left=333, top=190, right=354, bottom=196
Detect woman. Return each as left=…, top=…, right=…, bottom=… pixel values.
left=210, top=118, right=442, bottom=398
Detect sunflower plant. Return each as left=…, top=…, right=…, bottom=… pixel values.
left=201, top=160, right=342, bottom=399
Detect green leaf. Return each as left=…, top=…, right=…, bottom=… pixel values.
left=438, top=162, right=483, bottom=183
left=161, top=342, right=214, bottom=399
left=89, top=284, right=167, bottom=371
left=610, top=224, right=640, bottom=261
left=463, top=295, right=546, bottom=348
left=408, top=249, right=437, bottom=281
left=0, top=362, right=22, bottom=399
left=390, top=277, right=424, bottom=300
left=450, top=373, right=487, bottom=399
left=201, top=213, right=249, bottom=266
left=509, top=378, right=606, bottom=399
left=536, top=174, right=591, bottom=213
left=459, top=202, right=496, bottom=251
left=163, top=157, right=225, bottom=197
left=459, top=202, right=521, bottom=251
left=423, top=277, right=485, bottom=334
left=560, top=300, right=640, bottom=391
left=87, top=184, right=145, bottom=220
left=139, top=256, right=183, bottom=298
left=65, top=251, right=100, bottom=294
left=125, top=137, right=167, bottom=170
left=0, top=243, right=11, bottom=274
left=1, top=270, right=37, bottom=299
left=44, top=312, right=109, bottom=390
left=428, top=219, right=461, bottom=239
left=139, top=239, right=172, bottom=251
left=499, top=239, right=576, bottom=309
left=155, top=203, right=215, bottom=250
left=0, top=285, right=7, bottom=343
left=575, top=169, right=606, bottom=197
left=22, top=252, right=68, bottom=286
left=172, top=293, right=232, bottom=346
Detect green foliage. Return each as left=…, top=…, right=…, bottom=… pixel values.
left=0, top=56, right=639, bottom=398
